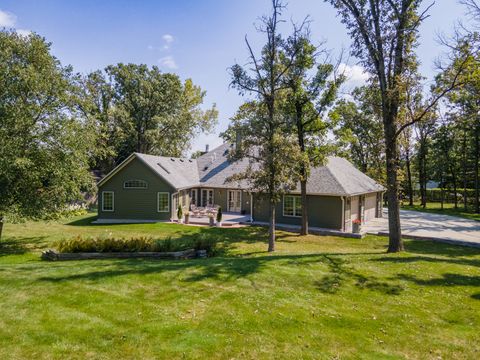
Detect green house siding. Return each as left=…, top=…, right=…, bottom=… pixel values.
left=98, top=158, right=175, bottom=220
left=252, top=194, right=343, bottom=230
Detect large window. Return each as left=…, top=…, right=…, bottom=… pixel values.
left=201, top=189, right=214, bottom=207
left=190, top=189, right=197, bottom=207
left=124, top=179, right=148, bottom=189
left=157, top=192, right=170, bottom=213
left=102, top=191, right=114, bottom=212
left=283, top=195, right=302, bottom=217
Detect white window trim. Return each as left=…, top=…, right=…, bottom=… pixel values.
left=123, top=179, right=148, bottom=189
left=102, top=191, right=114, bottom=212
left=227, top=190, right=242, bottom=212
left=190, top=189, right=197, bottom=206
left=283, top=195, right=301, bottom=218
left=157, top=192, right=170, bottom=213
left=201, top=188, right=214, bottom=207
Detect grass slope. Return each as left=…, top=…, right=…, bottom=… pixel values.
left=1, top=214, right=479, bottom=359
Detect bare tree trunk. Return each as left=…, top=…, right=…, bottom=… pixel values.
left=463, top=128, right=468, bottom=211
left=0, top=215, right=3, bottom=241
left=406, top=150, right=414, bottom=206
left=268, top=201, right=276, bottom=252
left=385, top=125, right=403, bottom=253
left=475, top=125, right=480, bottom=213
left=300, top=180, right=308, bottom=235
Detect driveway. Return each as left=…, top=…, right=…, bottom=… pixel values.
left=364, top=209, right=480, bottom=247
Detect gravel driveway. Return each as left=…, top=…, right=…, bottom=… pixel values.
left=363, top=209, right=480, bottom=247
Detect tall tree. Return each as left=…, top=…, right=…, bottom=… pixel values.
left=0, top=31, right=95, bottom=235
left=331, top=86, right=385, bottom=184
left=81, top=64, right=218, bottom=170
left=229, top=0, right=304, bottom=251
left=325, top=0, right=464, bottom=252
left=282, top=29, right=345, bottom=235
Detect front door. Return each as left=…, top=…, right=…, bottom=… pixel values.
left=228, top=190, right=242, bottom=213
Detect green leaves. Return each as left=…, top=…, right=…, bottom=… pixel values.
left=0, top=30, right=94, bottom=219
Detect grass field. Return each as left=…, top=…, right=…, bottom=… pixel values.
left=401, top=201, right=480, bottom=222
left=1, top=214, right=479, bottom=359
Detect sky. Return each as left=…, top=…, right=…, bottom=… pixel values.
left=0, top=0, right=470, bottom=154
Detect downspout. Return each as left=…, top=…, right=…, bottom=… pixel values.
left=250, top=192, right=254, bottom=222
left=341, top=196, right=345, bottom=232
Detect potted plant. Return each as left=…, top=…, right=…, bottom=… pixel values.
left=177, top=205, right=183, bottom=224
left=352, top=219, right=362, bottom=233
left=216, top=207, right=223, bottom=227
left=184, top=211, right=190, bottom=224
left=208, top=213, right=215, bottom=227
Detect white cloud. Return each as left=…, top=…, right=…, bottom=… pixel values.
left=338, top=63, right=370, bottom=88
left=147, top=44, right=154, bottom=50
left=0, top=9, right=31, bottom=36
left=0, top=9, right=17, bottom=27
left=158, top=56, right=178, bottom=69
left=162, top=34, right=174, bottom=44
left=16, top=28, right=31, bottom=37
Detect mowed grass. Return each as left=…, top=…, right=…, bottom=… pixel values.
left=1, top=214, right=479, bottom=359
left=402, top=201, right=480, bottom=222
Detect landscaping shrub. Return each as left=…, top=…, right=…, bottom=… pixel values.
left=55, top=234, right=220, bottom=256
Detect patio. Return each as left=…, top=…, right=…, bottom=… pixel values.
left=183, top=212, right=251, bottom=227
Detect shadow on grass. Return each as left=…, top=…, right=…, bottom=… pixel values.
left=66, top=215, right=98, bottom=226
left=404, top=241, right=480, bottom=257
left=315, top=255, right=403, bottom=295
left=0, top=236, right=48, bottom=257
left=37, top=251, right=403, bottom=297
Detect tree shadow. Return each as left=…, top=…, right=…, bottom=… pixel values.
left=372, top=256, right=480, bottom=268
left=395, top=273, right=480, bottom=300
left=0, top=236, right=48, bottom=256
left=314, top=255, right=403, bottom=295
left=66, top=215, right=99, bottom=226
left=404, top=241, right=480, bottom=257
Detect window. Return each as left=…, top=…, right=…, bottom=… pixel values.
left=102, top=191, right=114, bottom=212
left=124, top=179, right=148, bottom=189
left=190, top=189, right=197, bottom=207
left=157, top=192, right=170, bottom=212
left=201, top=189, right=214, bottom=207
left=283, top=195, right=301, bottom=217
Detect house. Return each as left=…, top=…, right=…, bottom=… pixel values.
left=97, top=142, right=385, bottom=232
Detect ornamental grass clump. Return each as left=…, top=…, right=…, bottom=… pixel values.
left=55, top=234, right=220, bottom=255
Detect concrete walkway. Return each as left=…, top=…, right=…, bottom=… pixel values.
left=363, top=209, right=480, bottom=247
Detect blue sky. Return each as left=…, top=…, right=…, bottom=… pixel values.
left=0, top=0, right=469, bottom=153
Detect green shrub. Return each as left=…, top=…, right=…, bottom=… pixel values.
left=193, top=234, right=219, bottom=256
left=56, top=234, right=219, bottom=255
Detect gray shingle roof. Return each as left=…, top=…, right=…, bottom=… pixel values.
left=129, top=143, right=385, bottom=195
left=135, top=153, right=199, bottom=189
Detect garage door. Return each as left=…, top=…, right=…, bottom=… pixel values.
left=364, top=193, right=377, bottom=222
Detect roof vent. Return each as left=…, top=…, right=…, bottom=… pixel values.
left=179, top=159, right=184, bottom=162
left=188, top=159, right=193, bottom=163
left=170, top=158, right=175, bottom=161
left=203, top=166, right=209, bottom=171
left=158, top=163, right=170, bottom=174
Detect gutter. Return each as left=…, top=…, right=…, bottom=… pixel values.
left=341, top=196, right=345, bottom=232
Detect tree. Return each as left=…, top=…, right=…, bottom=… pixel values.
left=325, top=0, right=465, bottom=252
left=282, top=28, right=345, bottom=235
left=331, top=86, right=385, bottom=184
left=80, top=64, right=218, bottom=170
left=229, top=0, right=304, bottom=251
left=0, top=31, right=95, bottom=234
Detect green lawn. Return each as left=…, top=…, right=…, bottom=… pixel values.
left=1, top=214, right=479, bottom=359
left=401, top=201, right=480, bottom=222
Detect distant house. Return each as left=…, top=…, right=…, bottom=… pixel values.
left=97, top=143, right=385, bottom=232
